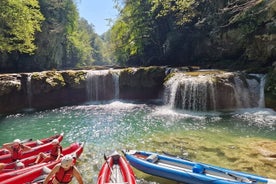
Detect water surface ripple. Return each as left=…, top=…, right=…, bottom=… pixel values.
left=0, top=101, right=275, bottom=183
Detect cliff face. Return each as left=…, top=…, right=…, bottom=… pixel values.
left=0, top=70, right=88, bottom=114
left=119, top=67, right=166, bottom=100
left=0, top=74, right=25, bottom=113
left=188, top=0, right=276, bottom=71
left=265, top=64, right=276, bottom=109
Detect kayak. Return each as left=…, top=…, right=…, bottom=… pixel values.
left=97, top=151, right=136, bottom=184
left=1, top=142, right=84, bottom=184
left=2, top=140, right=76, bottom=172
left=0, top=133, right=63, bottom=156
left=123, top=150, right=276, bottom=184
left=0, top=142, right=84, bottom=181
left=0, top=133, right=63, bottom=163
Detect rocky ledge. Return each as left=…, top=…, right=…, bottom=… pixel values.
left=0, top=67, right=166, bottom=114
left=0, top=66, right=275, bottom=114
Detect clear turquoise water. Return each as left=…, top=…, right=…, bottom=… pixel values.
left=0, top=101, right=275, bottom=183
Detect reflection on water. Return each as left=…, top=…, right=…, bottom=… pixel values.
left=0, top=101, right=275, bottom=183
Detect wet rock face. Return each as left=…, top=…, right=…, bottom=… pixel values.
left=0, top=67, right=275, bottom=114
left=191, top=0, right=276, bottom=70
left=0, top=74, right=21, bottom=96
left=0, top=74, right=24, bottom=113
left=265, top=69, right=276, bottom=110
left=119, top=67, right=166, bottom=99
left=0, top=71, right=88, bottom=114
left=29, top=71, right=87, bottom=110
left=31, top=71, right=66, bottom=95
left=0, top=67, right=167, bottom=114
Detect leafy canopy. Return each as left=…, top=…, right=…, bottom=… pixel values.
left=0, top=0, right=44, bottom=53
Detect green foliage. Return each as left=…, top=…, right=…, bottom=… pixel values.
left=1, top=0, right=273, bottom=72
left=0, top=0, right=44, bottom=53
left=151, top=0, right=198, bottom=26
left=109, top=0, right=204, bottom=66
left=31, top=0, right=74, bottom=70
left=66, top=18, right=94, bottom=67
left=110, top=0, right=155, bottom=65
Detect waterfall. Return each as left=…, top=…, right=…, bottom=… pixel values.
left=163, top=71, right=266, bottom=111
left=27, top=74, right=32, bottom=108
left=233, top=73, right=267, bottom=108
left=86, top=70, right=120, bottom=101
left=233, top=76, right=251, bottom=108
left=258, top=75, right=266, bottom=108
left=112, top=71, right=120, bottom=99
left=164, top=73, right=217, bottom=111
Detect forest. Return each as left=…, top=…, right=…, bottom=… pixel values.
left=0, top=0, right=275, bottom=73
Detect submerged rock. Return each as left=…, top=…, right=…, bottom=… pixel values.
left=142, top=131, right=276, bottom=179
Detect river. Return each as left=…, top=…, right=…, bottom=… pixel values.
left=0, top=100, right=276, bottom=183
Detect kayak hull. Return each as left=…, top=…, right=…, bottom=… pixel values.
left=97, top=151, right=136, bottom=184
left=123, top=150, right=276, bottom=184
left=0, top=142, right=84, bottom=183
left=0, top=133, right=63, bottom=163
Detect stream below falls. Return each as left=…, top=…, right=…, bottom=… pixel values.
left=0, top=100, right=276, bottom=183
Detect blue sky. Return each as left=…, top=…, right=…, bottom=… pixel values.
left=77, top=0, right=119, bottom=35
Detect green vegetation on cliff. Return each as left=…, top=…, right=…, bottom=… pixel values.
left=0, top=0, right=275, bottom=74
left=265, top=69, right=276, bottom=109
left=0, top=0, right=109, bottom=73
left=0, top=0, right=44, bottom=53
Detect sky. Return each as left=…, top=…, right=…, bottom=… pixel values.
left=77, top=0, right=119, bottom=35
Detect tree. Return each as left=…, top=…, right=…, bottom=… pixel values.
left=110, top=0, right=157, bottom=65
left=66, top=18, right=94, bottom=67
left=151, top=0, right=199, bottom=26
left=0, top=0, right=44, bottom=53
left=109, top=0, right=207, bottom=66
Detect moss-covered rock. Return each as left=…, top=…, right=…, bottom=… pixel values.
left=31, top=71, right=65, bottom=95
left=119, top=66, right=166, bottom=99
left=120, top=66, right=166, bottom=87
left=0, top=74, right=21, bottom=96
left=61, top=70, right=87, bottom=88
left=0, top=74, right=25, bottom=114
left=27, top=70, right=88, bottom=111
left=265, top=68, right=276, bottom=110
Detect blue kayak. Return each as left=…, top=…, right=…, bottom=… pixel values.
left=123, top=150, right=276, bottom=184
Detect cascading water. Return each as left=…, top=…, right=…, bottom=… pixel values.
left=164, top=71, right=266, bottom=111
left=112, top=71, right=120, bottom=99
left=164, top=73, right=217, bottom=111
left=27, top=73, right=32, bottom=108
left=234, top=73, right=267, bottom=108
left=86, top=70, right=120, bottom=101
left=258, top=74, right=266, bottom=107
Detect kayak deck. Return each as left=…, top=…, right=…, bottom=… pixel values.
left=124, top=150, right=276, bottom=184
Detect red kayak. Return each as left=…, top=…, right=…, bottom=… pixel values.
left=0, top=133, right=63, bottom=156
left=0, top=133, right=63, bottom=163
left=97, top=151, right=136, bottom=184
left=2, top=140, right=76, bottom=172
left=1, top=142, right=84, bottom=184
